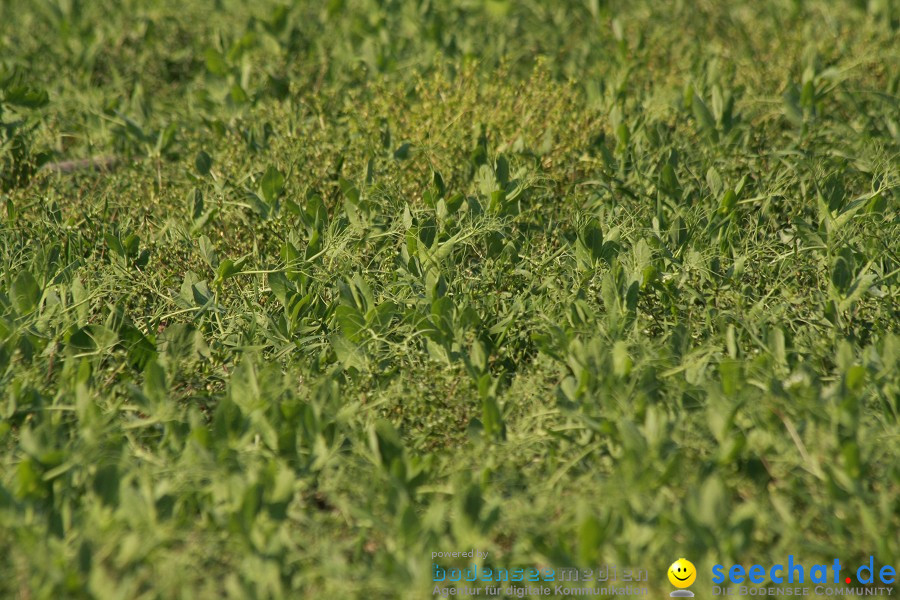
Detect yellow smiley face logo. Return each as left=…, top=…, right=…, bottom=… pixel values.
left=668, top=558, right=697, bottom=588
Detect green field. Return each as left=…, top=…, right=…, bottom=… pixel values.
left=1, top=0, right=898, bottom=598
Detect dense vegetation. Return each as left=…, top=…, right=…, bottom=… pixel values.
left=1, top=0, right=898, bottom=597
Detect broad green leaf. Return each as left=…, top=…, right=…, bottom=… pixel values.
left=11, top=270, right=40, bottom=314
left=68, top=325, right=118, bottom=352
left=198, top=235, right=218, bottom=269
left=339, top=178, right=361, bottom=226
left=706, top=167, right=723, bottom=196
left=122, top=233, right=140, bottom=258
left=104, top=234, right=125, bottom=257
left=577, top=512, right=604, bottom=564
left=143, top=359, right=168, bottom=403
left=576, top=219, right=604, bottom=268
left=659, top=163, right=681, bottom=200
left=4, top=85, right=49, bottom=108
left=692, top=93, right=718, bottom=140
left=334, top=305, right=365, bottom=340
left=229, top=358, right=263, bottom=414
left=195, top=150, right=212, bottom=176
left=187, top=187, right=204, bottom=221
left=230, top=83, right=249, bottom=104
left=260, top=165, right=285, bottom=205
left=718, top=189, right=737, bottom=215
left=369, top=419, right=404, bottom=468
left=216, top=258, right=244, bottom=283
left=120, top=324, right=157, bottom=370
left=612, top=341, right=632, bottom=377
left=204, top=48, right=228, bottom=76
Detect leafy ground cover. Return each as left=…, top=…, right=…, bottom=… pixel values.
left=1, top=0, right=898, bottom=598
